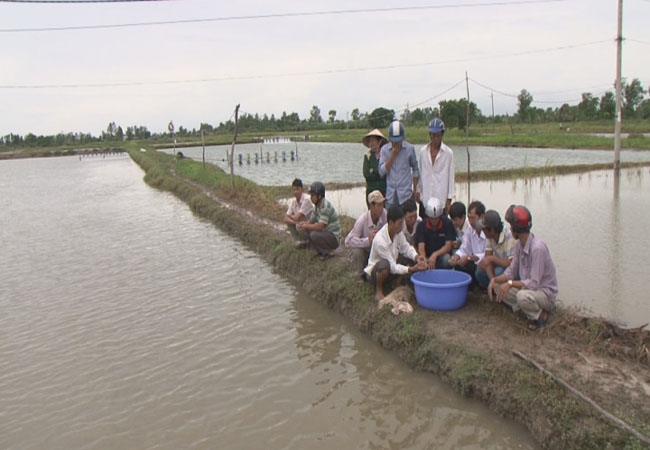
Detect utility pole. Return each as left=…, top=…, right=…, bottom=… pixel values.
left=465, top=71, right=471, bottom=205
left=168, top=120, right=175, bottom=157
left=614, top=0, right=623, bottom=174
left=491, top=92, right=495, bottom=118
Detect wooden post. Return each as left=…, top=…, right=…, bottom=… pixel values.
left=465, top=71, right=471, bottom=205
left=201, top=129, right=205, bottom=169
left=491, top=92, right=495, bottom=118
left=230, top=104, right=240, bottom=187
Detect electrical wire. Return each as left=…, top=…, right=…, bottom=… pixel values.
left=1, top=0, right=175, bottom=3
left=470, top=78, right=615, bottom=105
left=0, top=40, right=611, bottom=90
left=0, top=0, right=566, bottom=32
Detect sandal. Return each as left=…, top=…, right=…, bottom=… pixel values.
left=527, top=311, right=549, bottom=330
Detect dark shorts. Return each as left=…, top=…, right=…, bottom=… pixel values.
left=369, top=259, right=391, bottom=283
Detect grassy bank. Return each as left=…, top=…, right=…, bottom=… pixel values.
left=128, top=145, right=649, bottom=449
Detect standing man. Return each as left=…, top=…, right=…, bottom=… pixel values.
left=283, top=178, right=313, bottom=247
left=476, top=210, right=516, bottom=289
left=488, top=205, right=558, bottom=330
left=362, top=129, right=388, bottom=207
left=345, top=190, right=388, bottom=274
left=415, top=118, right=455, bottom=217
left=298, top=181, right=341, bottom=260
left=364, top=205, right=427, bottom=301
left=378, top=120, right=419, bottom=208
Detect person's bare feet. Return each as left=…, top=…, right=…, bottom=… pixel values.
left=376, top=291, right=385, bottom=301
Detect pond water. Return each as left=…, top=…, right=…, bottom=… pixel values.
left=166, top=142, right=650, bottom=326
left=328, top=168, right=650, bottom=327
left=168, top=142, right=650, bottom=186
left=0, top=156, right=538, bottom=449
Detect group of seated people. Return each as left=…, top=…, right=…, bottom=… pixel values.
left=283, top=178, right=558, bottom=330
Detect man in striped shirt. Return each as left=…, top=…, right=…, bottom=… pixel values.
left=298, top=181, right=341, bottom=260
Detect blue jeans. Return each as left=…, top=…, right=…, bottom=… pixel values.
left=475, top=265, right=506, bottom=289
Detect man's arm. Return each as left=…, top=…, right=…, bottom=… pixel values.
left=345, top=215, right=369, bottom=248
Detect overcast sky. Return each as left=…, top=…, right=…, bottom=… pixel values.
left=1, top=0, right=649, bottom=136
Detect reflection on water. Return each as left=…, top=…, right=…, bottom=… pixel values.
left=0, top=156, right=538, bottom=449
left=334, top=167, right=650, bottom=326
left=165, top=142, right=650, bottom=186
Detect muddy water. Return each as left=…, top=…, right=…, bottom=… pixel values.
left=332, top=167, right=650, bottom=327
left=170, top=142, right=650, bottom=186
left=0, top=157, right=539, bottom=449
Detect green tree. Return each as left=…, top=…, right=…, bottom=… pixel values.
left=599, top=91, right=616, bottom=119
left=517, top=89, right=534, bottom=122
left=623, top=78, right=645, bottom=118
left=439, top=99, right=481, bottom=131
left=577, top=93, right=599, bottom=120
left=350, top=108, right=361, bottom=121
left=309, top=105, right=323, bottom=123
left=367, top=107, right=395, bottom=129
left=328, top=109, right=336, bottom=123
left=638, top=99, right=650, bottom=119
left=558, top=103, right=577, bottom=123
left=400, top=107, right=412, bottom=125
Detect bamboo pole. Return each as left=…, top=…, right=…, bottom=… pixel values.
left=201, top=129, right=205, bottom=169
left=230, top=104, right=240, bottom=187
left=512, top=350, right=650, bottom=446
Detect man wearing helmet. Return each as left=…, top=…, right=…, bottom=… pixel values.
left=415, top=197, right=455, bottom=270
left=298, top=181, right=341, bottom=259
left=378, top=120, right=420, bottom=208
left=488, top=205, right=559, bottom=330
left=415, top=118, right=455, bottom=217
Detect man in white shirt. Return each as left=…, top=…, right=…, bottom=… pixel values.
left=364, top=205, right=427, bottom=301
left=283, top=178, right=313, bottom=246
left=449, top=201, right=469, bottom=254
left=414, top=118, right=455, bottom=218
left=345, top=190, right=388, bottom=274
left=449, top=200, right=486, bottom=282
left=400, top=199, right=421, bottom=249
left=476, top=210, right=517, bottom=289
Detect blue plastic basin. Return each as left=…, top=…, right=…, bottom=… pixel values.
left=411, top=269, right=472, bottom=311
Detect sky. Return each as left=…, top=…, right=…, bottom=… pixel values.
left=1, top=0, right=649, bottom=137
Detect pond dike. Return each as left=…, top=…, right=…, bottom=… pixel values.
left=129, top=148, right=650, bottom=450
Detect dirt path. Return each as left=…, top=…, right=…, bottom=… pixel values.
left=172, top=165, right=650, bottom=448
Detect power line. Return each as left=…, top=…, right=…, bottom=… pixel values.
left=0, top=0, right=566, bottom=32
left=1, top=0, right=175, bottom=3
left=470, top=78, right=614, bottom=105
left=0, top=40, right=610, bottom=90
left=627, top=38, right=650, bottom=46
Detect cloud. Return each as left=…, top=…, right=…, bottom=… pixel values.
left=1, top=0, right=649, bottom=135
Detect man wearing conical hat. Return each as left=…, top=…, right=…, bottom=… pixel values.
left=361, top=129, right=388, bottom=208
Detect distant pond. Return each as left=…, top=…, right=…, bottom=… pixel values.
left=167, top=142, right=650, bottom=186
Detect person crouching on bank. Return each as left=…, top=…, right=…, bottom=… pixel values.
left=363, top=205, right=427, bottom=301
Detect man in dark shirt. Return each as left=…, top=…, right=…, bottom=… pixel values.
left=415, top=197, right=456, bottom=270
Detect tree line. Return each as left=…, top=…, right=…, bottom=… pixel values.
left=2, top=78, right=648, bottom=148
